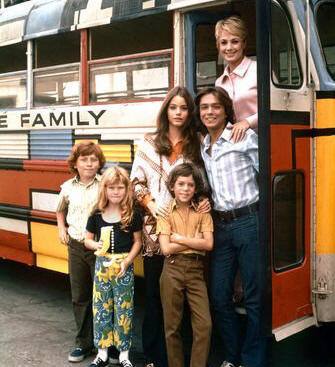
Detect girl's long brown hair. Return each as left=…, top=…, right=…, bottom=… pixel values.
left=97, top=166, right=134, bottom=230
left=153, top=86, right=201, bottom=164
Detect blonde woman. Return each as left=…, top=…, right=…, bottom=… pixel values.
left=85, top=167, right=142, bottom=367
left=215, top=15, right=257, bottom=142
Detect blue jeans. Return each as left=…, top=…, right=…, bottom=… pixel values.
left=210, top=211, right=266, bottom=367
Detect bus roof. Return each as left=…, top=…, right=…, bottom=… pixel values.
left=0, top=0, right=173, bottom=47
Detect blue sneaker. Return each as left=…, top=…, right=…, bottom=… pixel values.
left=68, top=347, right=93, bottom=362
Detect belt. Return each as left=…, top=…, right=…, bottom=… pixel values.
left=213, top=201, right=259, bottom=223
left=166, top=253, right=204, bottom=263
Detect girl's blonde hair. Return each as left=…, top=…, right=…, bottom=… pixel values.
left=98, top=166, right=134, bottom=230
left=215, top=15, right=248, bottom=48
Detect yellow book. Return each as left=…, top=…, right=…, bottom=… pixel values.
left=94, top=228, right=110, bottom=256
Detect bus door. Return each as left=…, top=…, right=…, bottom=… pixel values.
left=181, top=0, right=270, bottom=331
left=182, top=1, right=257, bottom=93
left=270, top=0, right=317, bottom=340
left=181, top=0, right=316, bottom=338
left=310, top=0, right=335, bottom=323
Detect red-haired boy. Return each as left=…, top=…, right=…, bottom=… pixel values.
left=56, top=141, right=106, bottom=363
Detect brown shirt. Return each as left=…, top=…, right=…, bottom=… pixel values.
left=156, top=200, right=213, bottom=256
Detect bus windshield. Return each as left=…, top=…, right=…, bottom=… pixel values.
left=316, top=1, right=335, bottom=80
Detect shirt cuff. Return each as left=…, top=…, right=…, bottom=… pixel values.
left=246, top=114, right=258, bottom=130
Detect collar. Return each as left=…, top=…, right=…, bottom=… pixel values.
left=168, top=137, right=184, bottom=147
left=171, top=198, right=197, bottom=210
left=73, top=174, right=101, bottom=186
left=222, top=56, right=252, bottom=79
left=202, top=122, right=234, bottom=148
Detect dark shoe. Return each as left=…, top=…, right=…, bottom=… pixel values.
left=68, top=347, right=93, bottom=362
left=89, top=356, right=109, bottom=367
left=145, top=364, right=155, bottom=367
left=120, top=360, right=133, bottom=367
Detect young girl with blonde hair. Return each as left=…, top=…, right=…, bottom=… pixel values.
left=85, top=166, right=142, bottom=367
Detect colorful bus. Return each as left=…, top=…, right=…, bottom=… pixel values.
left=0, top=0, right=335, bottom=340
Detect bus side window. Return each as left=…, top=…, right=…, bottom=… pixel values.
left=34, top=32, right=80, bottom=107
left=89, top=13, right=173, bottom=103
left=0, top=42, right=27, bottom=108
left=316, top=2, right=335, bottom=80
left=271, top=2, right=301, bottom=88
left=195, top=24, right=220, bottom=91
left=272, top=170, right=305, bottom=272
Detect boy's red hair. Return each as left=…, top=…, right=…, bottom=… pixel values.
left=67, top=141, right=106, bottom=174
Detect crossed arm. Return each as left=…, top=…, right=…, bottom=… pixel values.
left=159, top=231, right=213, bottom=256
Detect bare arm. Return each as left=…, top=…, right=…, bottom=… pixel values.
left=230, top=119, right=251, bottom=143
left=170, top=231, right=213, bottom=251
left=159, top=234, right=188, bottom=256
left=116, top=231, right=142, bottom=278
left=196, top=198, right=211, bottom=213
left=147, top=200, right=169, bottom=219
left=84, top=231, right=102, bottom=251
left=56, top=211, right=69, bottom=245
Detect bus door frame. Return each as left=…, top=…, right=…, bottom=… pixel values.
left=269, top=0, right=318, bottom=340
left=182, top=0, right=273, bottom=336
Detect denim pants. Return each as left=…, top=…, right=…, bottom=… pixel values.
left=210, top=211, right=266, bottom=367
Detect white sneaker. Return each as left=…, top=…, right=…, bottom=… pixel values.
left=109, top=357, right=120, bottom=365
left=221, top=362, right=236, bottom=367
left=120, top=359, right=133, bottom=367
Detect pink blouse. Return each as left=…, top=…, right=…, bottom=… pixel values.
left=215, top=56, right=258, bottom=132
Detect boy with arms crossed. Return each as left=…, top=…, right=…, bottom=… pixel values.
left=157, top=163, right=213, bottom=367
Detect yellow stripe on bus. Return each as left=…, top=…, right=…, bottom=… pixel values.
left=31, top=222, right=69, bottom=274
left=74, top=139, right=132, bottom=163
left=101, top=144, right=132, bottom=163
left=74, top=139, right=99, bottom=145
left=316, top=99, right=335, bottom=255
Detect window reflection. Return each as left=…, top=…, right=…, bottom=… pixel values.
left=316, top=2, right=335, bottom=80
left=89, top=53, right=172, bottom=103
left=271, top=2, right=301, bottom=87
left=0, top=73, right=26, bottom=108
left=33, top=65, right=79, bottom=107
left=273, top=171, right=305, bottom=272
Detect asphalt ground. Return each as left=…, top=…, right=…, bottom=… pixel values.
left=1, top=258, right=335, bottom=367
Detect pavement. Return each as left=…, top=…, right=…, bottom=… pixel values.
left=0, top=259, right=145, bottom=367
left=1, top=258, right=335, bottom=367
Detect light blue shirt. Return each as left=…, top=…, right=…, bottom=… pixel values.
left=201, top=123, right=259, bottom=211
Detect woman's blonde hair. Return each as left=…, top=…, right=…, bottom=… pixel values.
left=97, top=166, right=134, bottom=230
left=215, top=15, right=248, bottom=48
